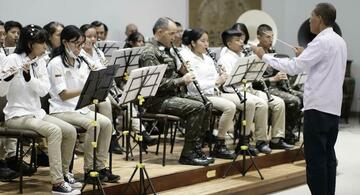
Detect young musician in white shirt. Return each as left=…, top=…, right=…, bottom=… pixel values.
left=47, top=25, right=120, bottom=183
left=218, top=28, right=294, bottom=154
left=2, top=24, right=81, bottom=194
left=180, top=28, right=238, bottom=159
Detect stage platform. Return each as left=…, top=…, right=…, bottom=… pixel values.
left=0, top=137, right=305, bottom=195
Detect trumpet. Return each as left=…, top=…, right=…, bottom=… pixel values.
left=0, top=53, right=47, bottom=80
left=171, top=43, right=210, bottom=105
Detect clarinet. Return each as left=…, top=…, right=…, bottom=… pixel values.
left=259, top=78, right=274, bottom=102
left=206, top=48, right=245, bottom=102
left=171, top=43, right=209, bottom=105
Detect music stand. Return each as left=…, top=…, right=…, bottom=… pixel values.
left=109, top=46, right=146, bottom=160
left=96, top=40, right=124, bottom=61
left=223, top=55, right=268, bottom=180
left=77, top=65, right=117, bottom=195
left=121, top=64, right=167, bottom=195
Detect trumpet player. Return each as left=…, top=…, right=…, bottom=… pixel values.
left=255, top=24, right=303, bottom=144
left=218, top=27, right=293, bottom=154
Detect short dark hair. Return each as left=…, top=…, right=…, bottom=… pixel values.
left=91, top=20, right=108, bottom=32
left=4, top=20, right=22, bottom=33
left=257, top=24, right=272, bottom=36
left=231, top=23, right=249, bottom=44
left=80, top=24, right=96, bottom=34
left=182, top=28, right=207, bottom=46
left=313, top=3, right=336, bottom=26
left=14, top=24, right=47, bottom=55
left=152, top=17, right=174, bottom=35
left=124, top=31, right=145, bottom=48
left=0, top=20, right=4, bottom=26
left=221, top=29, right=242, bottom=47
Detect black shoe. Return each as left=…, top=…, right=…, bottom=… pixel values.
left=0, top=160, right=19, bottom=181
left=98, top=168, right=120, bottom=183
left=141, top=131, right=157, bottom=146
left=270, top=138, right=294, bottom=150
left=179, top=151, right=212, bottom=166
left=111, top=135, right=123, bottom=154
left=6, top=156, right=36, bottom=176
left=212, top=139, right=236, bottom=159
left=195, top=142, right=215, bottom=164
left=204, top=131, right=217, bottom=145
left=37, top=150, right=50, bottom=167
left=256, top=141, right=272, bottom=154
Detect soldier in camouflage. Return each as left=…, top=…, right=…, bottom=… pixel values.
left=256, top=24, right=303, bottom=144
left=138, top=17, right=213, bottom=166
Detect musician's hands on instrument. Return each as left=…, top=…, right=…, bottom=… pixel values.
left=293, top=46, right=304, bottom=57
left=216, top=72, right=228, bottom=86
left=22, top=63, right=31, bottom=74
left=271, top=72, right=288, bottom=82
left=182, top=72, right=195, bottom=85
left=251, top=45, right=266, bottom=59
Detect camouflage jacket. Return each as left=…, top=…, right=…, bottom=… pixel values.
left=138, top=40, right=185, bottom=107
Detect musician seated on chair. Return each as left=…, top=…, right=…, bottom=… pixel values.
left=139, top=17, right=213, bottom=166
left=219, top=25, right=294, bottom=154
left=47, top=25, right=120, bottom=183
left=180, top=28, right=236, bottom=159
left=254, top=24, right=303, bottom=144
left=1, top=24, right=81, bottom=194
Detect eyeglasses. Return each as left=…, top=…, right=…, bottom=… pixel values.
left=68, top=40, right=84, bottom=48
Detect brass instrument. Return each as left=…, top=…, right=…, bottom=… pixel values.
left=171, top=43, right=210, bottom=105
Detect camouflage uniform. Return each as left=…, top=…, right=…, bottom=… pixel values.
left=138, top=40, right=211, bottom=157
left=261, top=65, right=303, bottom=142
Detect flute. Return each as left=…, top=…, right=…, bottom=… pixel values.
left=0, top=53, right=47, bottom=80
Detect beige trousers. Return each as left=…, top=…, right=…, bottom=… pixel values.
left=5, top=115, right=77, bottom=184
left=52, top=111, right=112, bottom=171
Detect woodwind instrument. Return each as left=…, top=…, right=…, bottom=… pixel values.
left=0, top=53, right=47, bottom=80
left=171, top=43, right=209, bottom=105
left=206, top=48, right=245, bottom=102
left=92, top=45, right=123, bottom=103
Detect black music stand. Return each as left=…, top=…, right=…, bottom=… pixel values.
left=223, top=55, right=268, bottom=179
left=109, top=46, right=146, bottom=160
left=96, top=40, right=123, bottom=61
left=121, top=64, right=167, bottom=195
left=77, top=65, right=117, bottom=195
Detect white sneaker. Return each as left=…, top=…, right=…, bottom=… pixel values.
left=52, top=181, right=80, bottom=194
left=64, top=172, right=83, bottom=188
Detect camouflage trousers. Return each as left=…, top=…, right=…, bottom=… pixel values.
left=144, top=95, right=211, bottom=157
left=269, top=87, right=303, bottom=139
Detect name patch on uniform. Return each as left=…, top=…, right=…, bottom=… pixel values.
left=55, top=74, right=62, bottom=77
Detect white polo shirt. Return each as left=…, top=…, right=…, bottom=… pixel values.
left=3, top=53, right=49, bottom=120
left=180, top=49, right=218, bottom=96
left=262, top=27, right=347, bottom=116
left=47, top=55, right=90, bottom=114
left=0, top=52, right=10, bottom=97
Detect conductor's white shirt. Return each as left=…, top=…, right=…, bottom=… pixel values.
left=262, top=27, right=347, bottom=116
left=3, top=53, right=49, bottom=120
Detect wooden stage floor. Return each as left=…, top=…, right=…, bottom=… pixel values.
left=0, top=137, right=305, bottom=195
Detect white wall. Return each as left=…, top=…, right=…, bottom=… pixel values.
left=0, top=0, right=188, bottom=42
left=262, top=0, right=360, bottom=112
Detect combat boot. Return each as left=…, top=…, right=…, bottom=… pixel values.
left=211, top=138, right=236, bottom=159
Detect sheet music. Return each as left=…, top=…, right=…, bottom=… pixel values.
left=96, top=41, right=124, bottom=61
left=293, top=73, right=307, bottom=86
left=225, top=54, right=267, bottom=87
left=118, top=64, right=167, bottom=105
left=108, top=46, right=145, bottom=78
